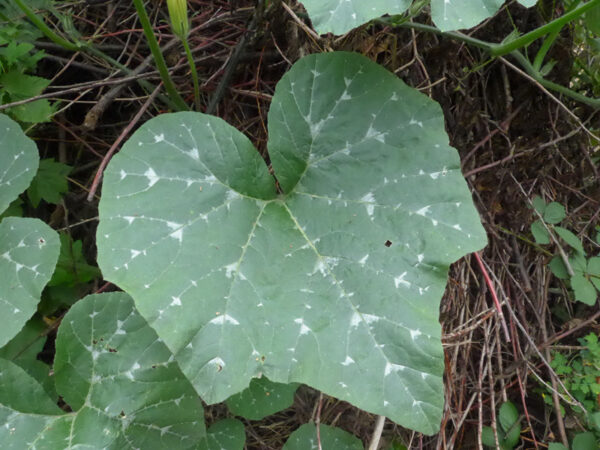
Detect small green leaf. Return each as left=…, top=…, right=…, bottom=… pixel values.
left=531, top=220, right=550, bottom=244
left=543, top=202, right=566, bottom=224
left=9, top=99, right=56, bottom=124
left=0, top=71, right=50, bottom=98
left=199, top=419, right=245, bottom=450
left=226, top=377, right=299, bottom=420
left=498, top=401, right=519, bottom=431
left=586, top=257, right=600, bottom=291
left=0, top=217, right=60, bottom=347
left=555, top=227, right=585, bottom=255
left=48, top=233, right=100, bottom=287
left=549, top=256, right=569, bottom=280
left=283, top=423, right=364, bottom=450
left=572, top=432, right=598, bottom=450
left=571, top=274, right=597, bottom=305
left=570, top=253, right=587, bottom=274
left=27, top=159, right=72, bottom=207
left=0, top=114, right=39, bottom=215
left=532, top=196, right=546, bottom=215
left=481, top=426, right=502, bottom=448
left=548, top=444, right=569, bottom=450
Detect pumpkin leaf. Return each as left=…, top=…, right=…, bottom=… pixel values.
left=282, top=423, right=364, bottom=450
left=0, top=292, right=206, bottom=449
left=0, top=114, right=38, bottom=215
left=0, top=217, right=60, bottom=347
left=97, top=52, right=486, bottom=435
left=226, top=377, right=299, bottom=420
left=199, top=419, right=245, bottom=450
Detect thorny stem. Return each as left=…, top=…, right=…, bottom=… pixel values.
left=132, top=0, right=189, bottom=111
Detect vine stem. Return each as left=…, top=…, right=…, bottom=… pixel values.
left=367, top=415, right=386, bottom=450
left=473, top=252, right=511, bottom=342
left=12, top=0, right=80, bottom=51
left=181, top=38, right=201, bottom=110
left=131, top=0, right=189, bottom=111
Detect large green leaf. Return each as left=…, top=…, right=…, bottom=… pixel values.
left=300, top=0, right=537, bottom=34
left=299, top=0, right=410, bottom=35
left=282, top=423, right=364, bottom=450
left=0, top=292, right=206, bottom=449
left=0, top=217, right=60, bottom=347
left=0, top=114, right=38, bottom=214
left=97, top=52, right=487, bottom=435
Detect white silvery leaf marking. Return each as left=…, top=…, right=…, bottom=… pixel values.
left=0, top=116, right=60, bottom=348
left=0, top=218, right=60, bottom=347
left=0, top=292, right=206, bottom=448
left=300, top=0, right=538, bottom=34
left=97, top=52, right=487, bottom=435
left=0, top=115, right=39, bottom=215
left=299, top=0, right=411, bottom=35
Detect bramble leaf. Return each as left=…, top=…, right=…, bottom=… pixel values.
left=0, top=292, right=206, bottom=449
left=531, top=220, right=550, bottom=245
left=27, top=159, right=72, bottom=207
left=555, top=227, right=585, bottom=254
left=571, top=274, right=597, bottom=305
left=543, top=202, right=566, bottom=224
left=97, top=52, right=486, bottom=435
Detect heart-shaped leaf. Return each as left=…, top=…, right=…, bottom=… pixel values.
left=0, top=114, right=38, bottom=215
left=0, top=217, right=60, bottom=347
left=97, top=52, right=486, bottom=435
left=0, top=292, right=206, bottom=449
left=282, top=423, right=364, bottom=450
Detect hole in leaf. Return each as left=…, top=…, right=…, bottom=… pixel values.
left=384, top=240, right=392, bottom=247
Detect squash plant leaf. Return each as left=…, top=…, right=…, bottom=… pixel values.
left=0, top=292, right=206, bottom=449
left=0, top=217, right=60, bottom=347
left=282, top=423, right=364, bottom=450
left=0, top=114, right=38, bottom=215
left=97, top=52, right=487, bottom=435
left=430, top=0, right=537, bottom=32
left=0, top=115, right=59, bottom=348
left=299, top=0, right=410, bottom=35
left=226, top=377, right=300, bottom=420
left=199, top=419, right=246, bottom=450
left=299, top=0, right=537, bottom=35
left=0, top=315, right=57, bottom=401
